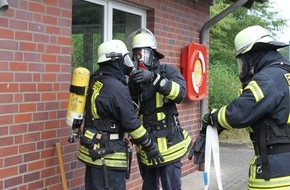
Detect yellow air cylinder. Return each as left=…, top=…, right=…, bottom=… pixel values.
left=66, top=67, right=90, bottom=130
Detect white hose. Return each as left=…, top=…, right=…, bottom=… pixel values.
left=204, top=125, right=223, bottom=190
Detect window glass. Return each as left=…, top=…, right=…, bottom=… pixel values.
left=72, top=0, right=145, bottom=73
left=72, top=0, right=103, bottom=72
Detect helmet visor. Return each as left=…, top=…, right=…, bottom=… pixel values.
left=237, top=58, right=249, bottom=81
left=133, top=48, right=153, bottom=67
left=123, top=54, right=134, bottom=68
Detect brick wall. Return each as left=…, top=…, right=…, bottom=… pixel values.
left=0, top=0, right=73, bottom=189
left=0, top=0, right=210, bottom=189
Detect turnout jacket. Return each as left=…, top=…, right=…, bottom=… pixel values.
left=78, top=61, right=148, bottom=170
left=212, top=51, right=290, bottom=189
left=130, top=63, right=192, bottom=167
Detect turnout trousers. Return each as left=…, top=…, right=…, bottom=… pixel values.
left=141, top=160, right=182, bottom=190
left=85, top=165, right=126, bottom=190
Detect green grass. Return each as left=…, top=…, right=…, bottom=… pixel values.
left=219, top=128, right=251, bottom=144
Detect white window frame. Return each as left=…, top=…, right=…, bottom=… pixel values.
left=84, top=0, right=146, bottom=42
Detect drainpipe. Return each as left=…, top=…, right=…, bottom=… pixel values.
left=199, top=0, right=248, bottom=118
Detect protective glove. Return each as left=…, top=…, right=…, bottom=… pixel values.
left=143, top=140, right=164, bottom=165
left=132, top=69, right=155, bottom=84
left=188, top=134, right=205, bottom=164
left=201, top=110, right=224, bottom=135
left=128, top=78, right=142, bottom=97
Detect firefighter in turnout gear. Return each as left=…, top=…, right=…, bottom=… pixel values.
left=77, top=39, right=163, bottom=190
left=128, top=28, right=192, bottom=190
left=189, top=25, right=290, bottom=189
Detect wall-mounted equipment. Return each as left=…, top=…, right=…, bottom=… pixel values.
left=181, top=42, right=207, bottom=101
left=0, top=0, right=9, bottom=16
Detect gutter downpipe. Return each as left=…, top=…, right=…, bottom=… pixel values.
left=199, top=0, right=248, bottom=120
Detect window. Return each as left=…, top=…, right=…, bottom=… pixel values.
left=72, top=0, right=146, bottom=72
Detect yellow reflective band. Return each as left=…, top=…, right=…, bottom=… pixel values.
left=248, top=175, right=290, bottom=189
left=84, top=130, right=95, bottom=139
left=157, top=137, right=167, bottom=151
left=287, top=114, right=290, bottom=124
left=138, top=129, right=192, bottom=166
left=156, top=92, right=163, bottom=108
left=129, top=125, right=147, bottom=139
left=91, top=81, right=103, bottom=119
left=78, top=146, right=127, bottom=168
left=166, top=81, right=180, bottom=100
left=217, top=106, right=232, bottom=129
left=157, top=113, right=166, bottom=121
left=156, top=92, right=165, bottom=121
left=245, top=81, right=264, bottom=102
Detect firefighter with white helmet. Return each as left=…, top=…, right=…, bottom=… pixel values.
left=189, top=25, right=290, bottom=189
left=129, top=28, right=192, bottom=190
left=77, top=39, right=163, bottom=190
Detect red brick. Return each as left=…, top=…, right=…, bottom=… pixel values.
left=10, top=62, right=28, bottom=71
left=33, top=112, right=49, bottom=121
left=15, top=94, right=24, bottom=102
left=42, top=73, right=56, bottom=82
left=14, top=113, right=32, bottom=123
left=4, top=174, right=22, bottom=188
left=0, top=146, right=18, bottom=158
left=0, top=73, right=13, bottom=82
left=43, top=15, right=57, bottom=25
left=0, top=126, right=8, bottom=136
left=0, top=28, right=14, bottom=39
left=24, top=93, right=40, bottom=102
left=0, top=104, right=18, bottom=114
left=24, top=171, right=40, bottom=183
left=41, top=92, right=57, bottom=101
left=13, top=73, right=31, bottom=84
left=24, top=132, right=40, bottom=143
left=46, top=63, right=61, bottom=72
left=28, top=122, right=45, bottom=132
left=27, top=180, right=44, bottom=190
left=15, top=10, right=33, bottom=21
left=58, top=36, right=71, bottom=45
left=20, top=84, right=37, bottom=92
left=0, top=50, right=13, bottom=61
left=24, top=52, right=41, bottom=62
left=42, top=54, right=57, bottom=63
left=46, top=7, right=60, bottom=16
left=0, top=94, right=13, bottom=104
left=19, top=103, right=36, bottom=112
left=28, top=1, right=45, bottom=13
left=0, top=115, right=13, bottom=125
left=20, top=42, right=37, bottom=51
left=46, top=45, right=61, bottom=54
left=4, top=155, right=23, bottom=167
left=38, top=83, right=53, bottom=91
left=28, top=160, right=44, bottom=172
left=0, top=136, right=13, bottom=147
left=41, top=167, right=56, bottom=178
left=24, top=152, right=40, bottom=162
left=0, top=17, right=8, bottom=27
left=19, top=143, right=37, bottom=154
left=10, top=19, right=28, bottom=30
left=10, top=124, right=28, bottom=134
left=0, top=39, right=18, bottom=49
left=41, top=130, right=56, bottom=140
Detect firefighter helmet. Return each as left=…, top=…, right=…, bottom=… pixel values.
left=234, top=25, right=288, bottom=57
left=97, top=40, right=129, bottom=63
left=131, top=28, right=164, bottom=60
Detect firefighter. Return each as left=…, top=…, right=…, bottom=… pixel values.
left=77, top=39, right=163, bottom=190
left=128, top=28, right=192, bottom=190
left=188, top=25, right=290, bottom=189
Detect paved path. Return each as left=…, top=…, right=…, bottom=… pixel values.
left=182, top=143, right=254, bottom=190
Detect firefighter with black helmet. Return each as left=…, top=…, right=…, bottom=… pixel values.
left=128, top=28, right=192, bottom=190
left=77, top=39, right=163, bottom=190
left=188, top=25, right=290, bottom=189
